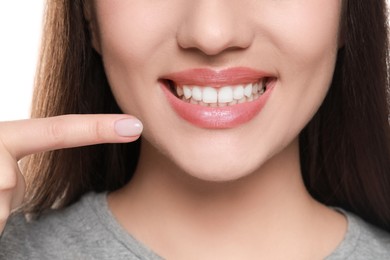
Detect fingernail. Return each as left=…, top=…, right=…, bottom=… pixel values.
left=114, top=118, right=143, bottom=137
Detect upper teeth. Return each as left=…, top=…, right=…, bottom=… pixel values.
left=176, top=81, right=266, bottom=106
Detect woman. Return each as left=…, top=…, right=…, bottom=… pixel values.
left=1, top=0, right=389, bottom=259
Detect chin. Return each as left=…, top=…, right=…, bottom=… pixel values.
left=171, top=151, right=264, bottom=183
left=185, top=166, right=253, bottom=183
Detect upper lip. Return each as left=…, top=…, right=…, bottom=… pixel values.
left=162, top=67, right=274, bottom=87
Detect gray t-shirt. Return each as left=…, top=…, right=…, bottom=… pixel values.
left=1, top=193, right=389, bottom=259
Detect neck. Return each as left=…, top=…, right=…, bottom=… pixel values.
left=108, top=138, right=346, bottom=259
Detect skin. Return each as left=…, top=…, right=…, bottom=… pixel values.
left=0, top=115, right=142, bottom=231
left=91, top=0, right=341, bottom=182
left=89, top=0, right=347, bottom=259
left=0, top=0, right=346, bottom=259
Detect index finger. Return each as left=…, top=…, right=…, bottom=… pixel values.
left=0, top=114, right=143, bottom=160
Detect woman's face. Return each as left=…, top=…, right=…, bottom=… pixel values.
left=92, top=0, right=342, bottom=181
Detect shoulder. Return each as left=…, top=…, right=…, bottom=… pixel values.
left=0, top=193, right=118, bottom=260
left=1, top=192, right=163, bottom=260
left=327, top=210, right=390, bottom=260
left=352, top=217, right=390, bottom=258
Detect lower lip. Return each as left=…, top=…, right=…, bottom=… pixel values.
left=161, top=81, right=275, bottom=129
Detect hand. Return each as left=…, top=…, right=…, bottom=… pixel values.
left=0, top=114, right=143, bottom=233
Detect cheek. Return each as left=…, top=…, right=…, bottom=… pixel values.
left=267, top=0, right=342, bottom=102
left=93, top=1, right=182, bottom=118
left=94, top=1, right=178, bottom=67
left=257, top=1, right=342, bottom=144
left=270, top=1, right=341, bottom=63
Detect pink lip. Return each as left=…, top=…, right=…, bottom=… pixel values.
left=162, top=67, right=272, bottom=87
left=160, top=67, right=275, bottom=129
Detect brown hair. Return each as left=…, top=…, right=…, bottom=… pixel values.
left=23, top=1, right=390, bottom=231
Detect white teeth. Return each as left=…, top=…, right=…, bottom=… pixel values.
left=176, top=86, right=184, bottom=97
left=228, top=100, right=238, bottom=106
left=252, top=83, right=259, bottom=94
left=238, top=97, right=246, bottom=104
left=175, top=80, right=268, bottom=107
left=259, top=87, right=265, bottom=95
left=183, top=85, right=192, bottom=99
left=202, top=87, right=218, bottom=103
left=233, top=85, right=244, bottom=100
left=244, top=83, right=253, bottom=98
left=199, top=101, right=208, bottom=107
left=218, top=86, right=233, bottom=103
left=192, top=86, right=202, bottom=101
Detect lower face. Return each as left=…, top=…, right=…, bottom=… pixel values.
left=93, top=0, right=342, bottom=181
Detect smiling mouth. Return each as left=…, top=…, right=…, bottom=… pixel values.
left=160, top=67, right=276, bottom=128
left=164, top=77, right=273, bottom=107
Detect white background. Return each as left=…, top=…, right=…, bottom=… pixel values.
left=0, top=1, right=44, bottom=120
left=0, top=1, right=389, bottom=121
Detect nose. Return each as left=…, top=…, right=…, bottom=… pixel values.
left=176, top=1, right=254, bottom=56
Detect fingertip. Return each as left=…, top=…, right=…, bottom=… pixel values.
left=114, top=117, right=143, bottom=137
